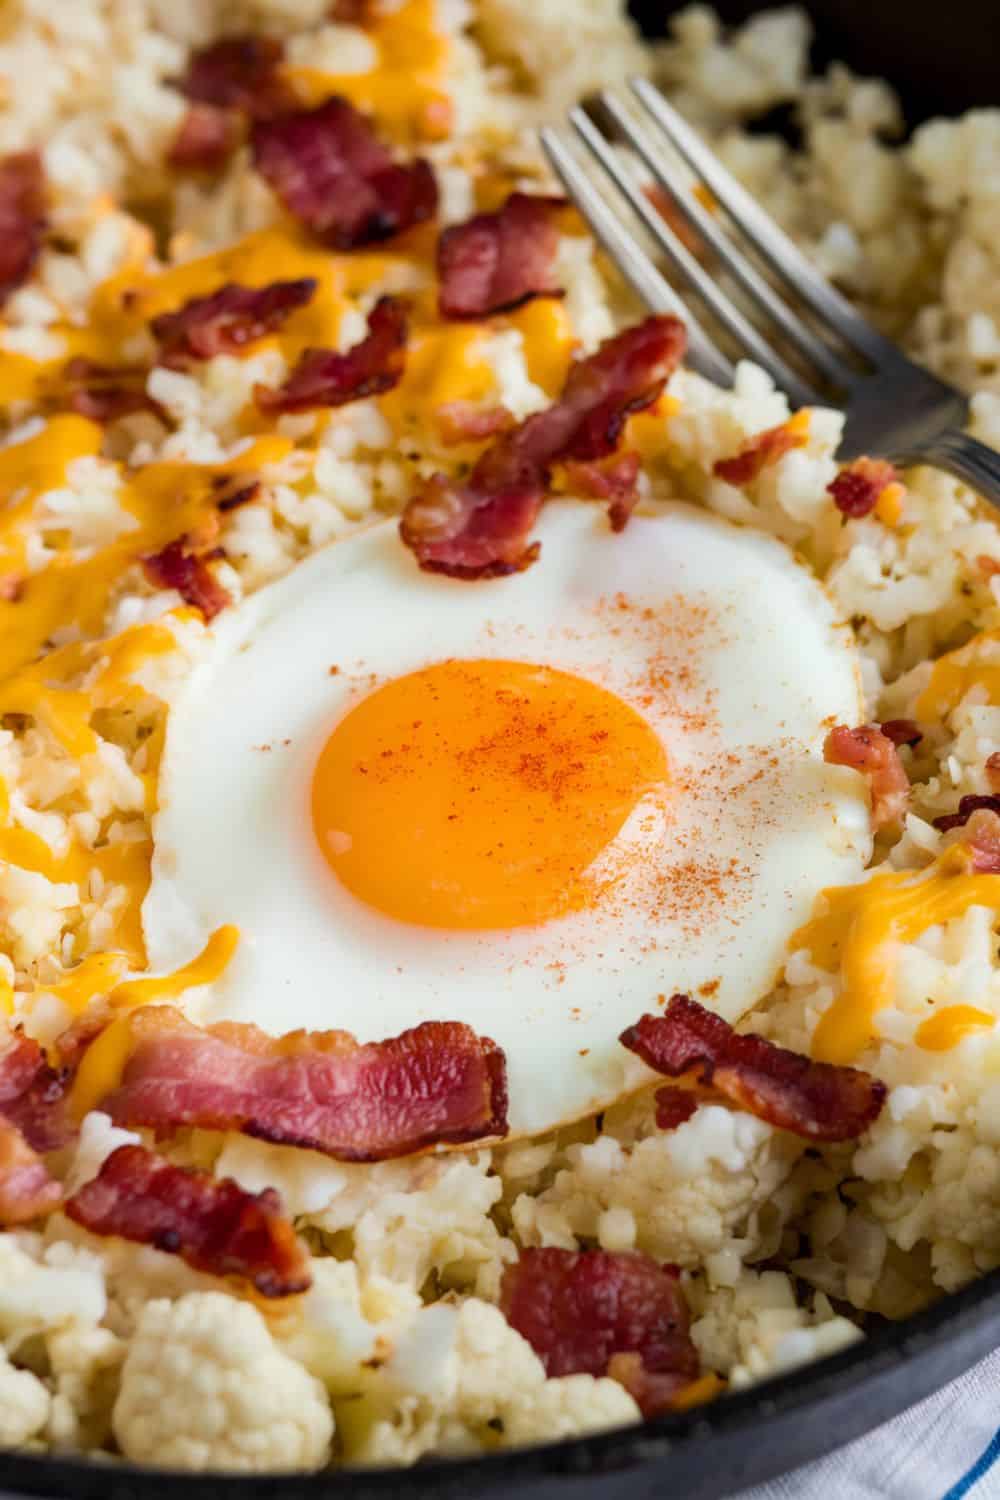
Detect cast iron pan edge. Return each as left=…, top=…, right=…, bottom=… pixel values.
left=2, top=1267, right=999, bottom=1500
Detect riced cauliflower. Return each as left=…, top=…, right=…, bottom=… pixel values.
left=112, top=1293, right=334, bottom=1471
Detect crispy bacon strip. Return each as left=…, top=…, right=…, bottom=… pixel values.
left=0, top=1029, right=72, bottom=1153
left=0, top=151, right=46, bottom=308
left=142, top=538, right=231, bottom=621
left=151, top=279, right=317, bottom=367
left=621, top=995, right=886, bottom=1142
left=562, top=452, right=642, bottom=533
left=168, top=104, right=244, bottom=172
left=437, top=193, right=564, bottom=320
left=500, top=1248, right=698, bottom=1417
left=828, top=457, right=899, bottom=518
left=65, top=1144, right=310, bottom=1298
left=823, top=722, right=910, bottom=831
left=713, top=417, right=807, bottom=486
left=0, top=1121, right=61, bottom=1226
left=653, top=1086, right=698, bottom=1132
left=251, top=98, right=438, bottom=250
left=400, top=315, right=686, bottom=578
left=100, top=1006, right=508, bottom=1161
left=62, top=357, right=161, bottom=424
left=255, top=295, right=407, bottom=414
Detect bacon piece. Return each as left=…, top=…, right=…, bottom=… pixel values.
left=878, top=718, right=922, bottom=749
left=713, top=417, right=808, bottom=486
left=0, top=1029, right=72, bottom=1153
left=142, top=538, right=231, bottom=621
left=255, top=294, right=407, bottom=414
left=251, top=98, right=438, bottom=250
left=0, top=151, right=46, bottom=308
left=100, top=1006, right=508, bottom=1161
left=987, top=753, right=1000, bottom=794
left=823, top=722, right=910, bottom=831
left=437, top=401, right=514, bottom=446
left=400, top=315, right=686, bottom=578
left=620, top=995, right=886, bottom=1142
left=168, top=103, right=244, bottom=172
left=562, top=452, right=642, bottom=533
left=827, top=457, right=899, bottom=519
left=62, top=357, right=160, bottom=424
left=175, top=35, right=289, bottom=116
left=152, top=279, right=316, bottom=367
left=437, top=193, right=564, bottom=320
left=962, top=809, right=1000, bottom=874
left=933, top=795, right=1000, bottom=835
left=0, top=1121, right=61, bottom=1226
left=653, top=1086, right=698, bottom=1132
left=65, top=1144, right=309, bottom=1297
left=500, top=1248, right=698, bottom=1416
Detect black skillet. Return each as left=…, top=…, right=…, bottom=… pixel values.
left=3, top=2, right=997, bottom=1495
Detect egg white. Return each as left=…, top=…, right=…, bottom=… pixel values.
left=143, top=499, right=870, bottom=1138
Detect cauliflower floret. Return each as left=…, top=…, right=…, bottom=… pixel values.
left=112, top=1292, right=334, bottom=1471
left=0, top=1348, right=51, bottom=1446
left=690, top=1268, right=861, bottom=1387
left=274, top=1259, right=421, bottom=1394
left=343, top=1298, right=639, bottom=1465
left=512, top=1107, right=802, bottom=1269
left=0, top=1233, right=106, bottom=1341
left=45, top=1325, right=125, bottom=1452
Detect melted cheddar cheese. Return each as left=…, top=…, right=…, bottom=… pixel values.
left=917, top=629, right=1000, bottom=723
left=792, top=847, right=1000, bottom=1064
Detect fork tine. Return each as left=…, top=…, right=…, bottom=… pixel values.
left=630, top=77, right=899, bottom=365
left=596, top=92, right=854, bottom=392
left=539, top=125, right=735, bottom=387
left=570, top=105, right=820, bottom=409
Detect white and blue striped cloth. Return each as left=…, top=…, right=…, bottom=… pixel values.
left=733, top=1349, right=1000, bottom=1500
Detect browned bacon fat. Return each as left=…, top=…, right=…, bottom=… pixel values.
left=62, top=357, right=161, bottom=424
left=142, top=539, right=231, bottom=621
left=251, top=98, right=438, bottom=249
left=99, top=1007, right=508, bottom=1161
left=65, top=1144, right=311, bottom=1298
left=500, top=1248, right=699, bottom=1416
left=712, top=416, right=807, bottom=486
left=621, top=995, right=886, bottom=1142
left=823, top=722, right=910, bottom=831
left=0, top=151, right=45, bottom=308
left=437, top=193, right=564, bottom=320
left=255, top=294, right=407, bottom=414
left=168, top=103, right=244, bottom=172
left=0, top=1121, right=61, bottom=1226
left=400, top=314, right=686, bottom=578
left=152, top=279, right=317, bottom=367
left=828, top=457, right=899, bottom=518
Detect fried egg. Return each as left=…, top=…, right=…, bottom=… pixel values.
left=143, top=499, right=870, bottom=1138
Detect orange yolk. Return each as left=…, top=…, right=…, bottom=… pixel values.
left=311, top=659, right=669, bottom=929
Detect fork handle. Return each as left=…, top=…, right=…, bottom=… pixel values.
left=916, top=429, right=1000, bottom=507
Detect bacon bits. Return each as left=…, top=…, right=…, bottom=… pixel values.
left=932, top=797, right=1000, bottom=874
left=142, top=538, right=231, bottom=621
left=437, top=193, right=564, bottom=320
left=563, top=452, right=642, bottom=533
left=0, top=151, right=46, bottom=308
left=168, top=104, right=245, bottom=173
left=653, top=1086, right=698, bottom=1132
left=255, top=294, right=408, bottom=414
left=400, top=314, right=686, bottom=578
left=713, top=415, right=808, bottom=486
left=827, top=457, right=899, bottom=519
left=152, top=279, right=317, bottom=367
left=878, top=719, right=922, bottom=749
left=823, top=723, right=910, bottom=831
left=251, top=98, right=438, bottom=250
left=0, top=1121, right=61, bottom=1226
left=65, top=1144, right=311, bottom=1298
left=436, top=401, right=514, bottom=446
left=62, top=358, right=160, bottom=424
left=100, top=1006, right=508, bottom=1161
left=176, top=36, right=288, bottom=115
left=933, top=794, right=1000, bottom=834
left=500, top=1248, right=699, bottom=1417
left=620, top=995, right=886, bottom=1142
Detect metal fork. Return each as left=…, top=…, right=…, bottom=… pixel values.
left=540, top=80, right=1000, bottom=502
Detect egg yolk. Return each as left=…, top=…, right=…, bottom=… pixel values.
left=311, top=658, right=669, bottom=929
